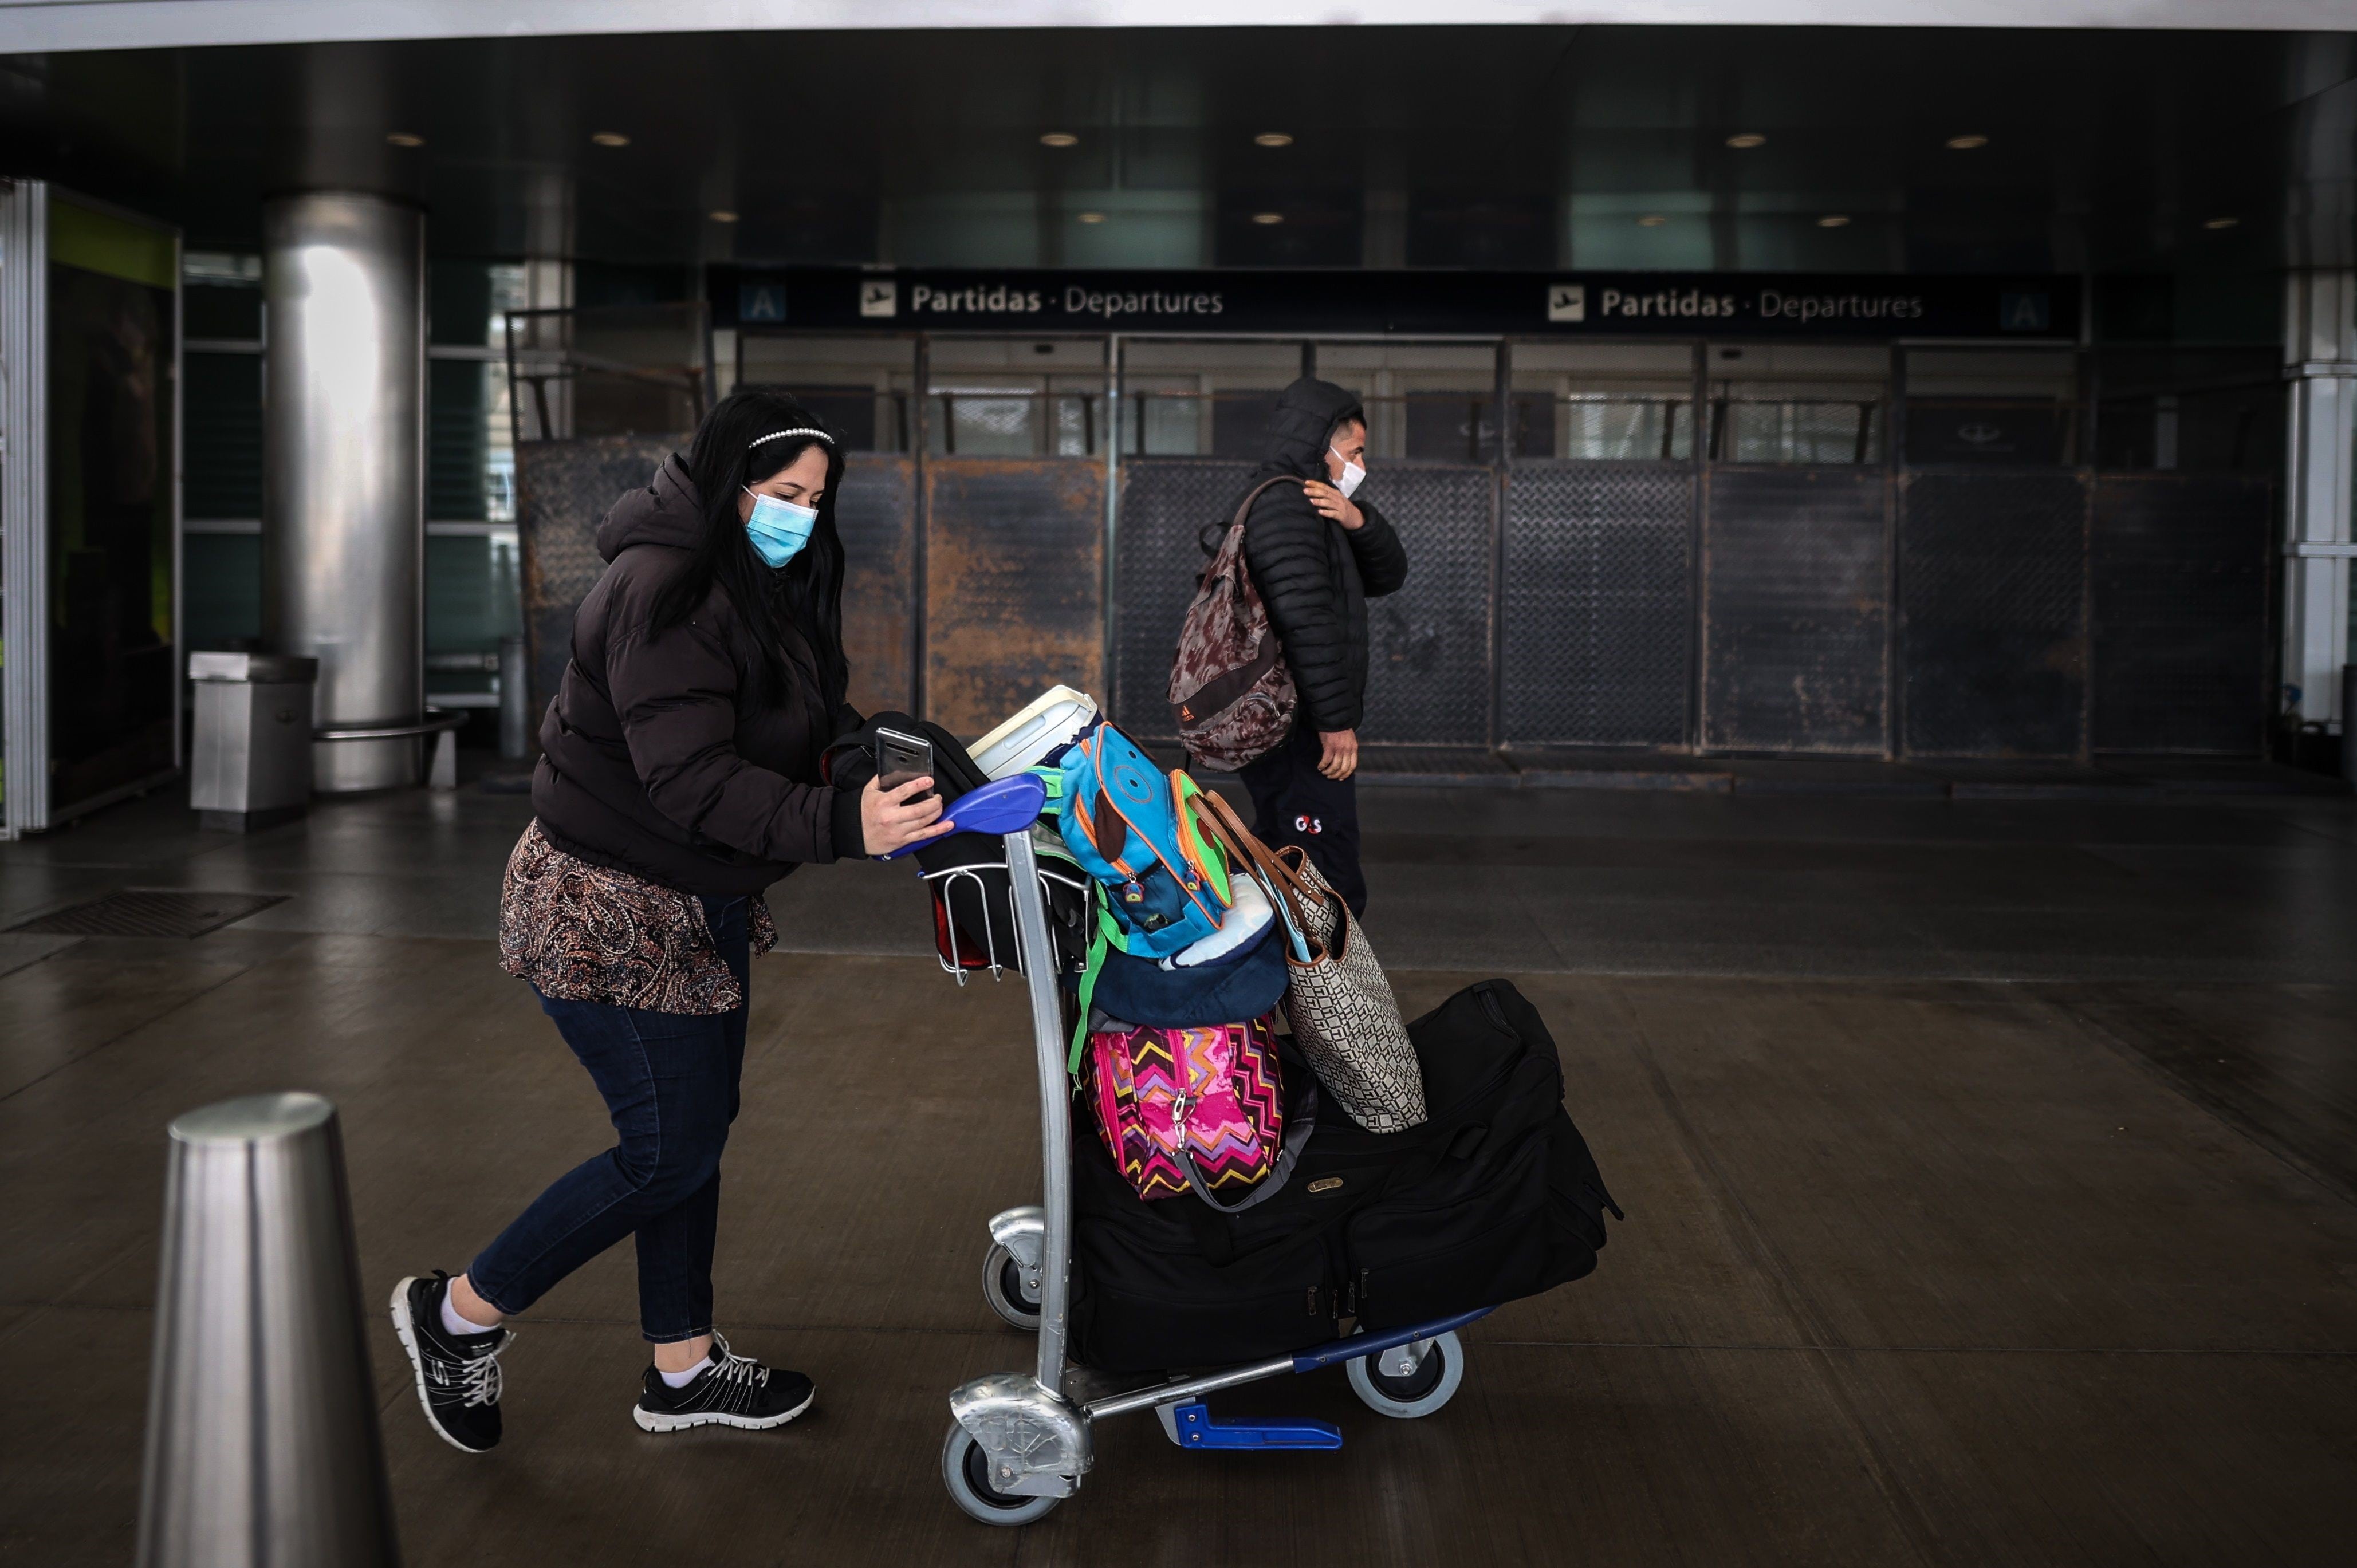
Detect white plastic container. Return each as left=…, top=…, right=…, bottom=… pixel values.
left=971, top=685, right=1100, bottom=779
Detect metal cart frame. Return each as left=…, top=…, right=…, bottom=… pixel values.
left=937, top=829, right=1490, bottom=1527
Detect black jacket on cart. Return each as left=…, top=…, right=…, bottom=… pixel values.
left=1069, top=979, right=1621, bottom=1373
left=1236, top=377, right=1410, bottom=735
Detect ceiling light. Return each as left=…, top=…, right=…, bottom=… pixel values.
left=1040, top=132, right=1079, bottom=148
left=1817, top=214, right=1851, bottom=228
left=1725, top=132, right=1766, bottom=149
left=1945, top=133, right=1989, bottom=150
left=1636, top=214, right=1669, bottom=227
left=1251, top=212, right=1285, bottom=226
left=709, top=210, right=739, bottom=223
left=1076, top=211, right=1106, bottom=224
left=2203, top=216, right=2240, bottom=230
left=591, top=131, right=629, bottom=147
left=1254, top=132, right=1294, bottom=148
left=385, top=132, right=424, bottom=148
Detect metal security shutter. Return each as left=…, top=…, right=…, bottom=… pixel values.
left=924, top=458, right=1105, bottom=737
left=1111, top=458, right=1253, bottom=739
left=1502, top=464, right=1691, bottom=747
left=513, top=434, right=681, bottom=723
left=2090, top=474, right=2269, bottom=755
left=836, top=456, right=916, bottom=717
left=1899, top=471, right=2088, bottom=758
left=1357, top=464, right=1493, bottom=747
left=1702, top=467, right=1889, bottom=754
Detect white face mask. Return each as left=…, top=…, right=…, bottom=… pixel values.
left=1329, top=447, right=1366, bottom=499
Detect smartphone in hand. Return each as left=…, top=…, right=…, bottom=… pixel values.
left=874, top=727, right=937, bottom=803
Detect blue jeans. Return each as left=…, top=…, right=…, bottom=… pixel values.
left=469, top=896, right=749, bottom=1344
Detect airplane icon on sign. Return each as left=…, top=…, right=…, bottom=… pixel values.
left=859, top=279, right=898, bottom=318
left=1547, top=283, right=1585, bottom=323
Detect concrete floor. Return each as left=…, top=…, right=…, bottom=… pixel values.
left=3, top=773, right=2355, bottom=1563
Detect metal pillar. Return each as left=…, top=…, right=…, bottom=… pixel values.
left=2283, top=270, right=2355, bottom=731
left=263, top=192, right=426, bottom=792
left=137, top=1093, right=399, bottom=1567
left=1, top=179, right=50, bottom=837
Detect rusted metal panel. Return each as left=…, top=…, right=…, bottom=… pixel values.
left=2090, top=472, right=2270, bottom=755
left=1502, top=463, right=1693, bottom=747
left=924, top=458, right=1105, bottom=738
left=1112, top=459, right=1254, bottom=739
left=1898, top=470, right=2089, bottom=759
left=835, top=456, right=916, bottom=716
left=514, top=433, right=683, bottom=730
left=1702, top=466, right=1890, bottom=754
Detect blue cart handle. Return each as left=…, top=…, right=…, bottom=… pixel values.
left=1289, top=1306, right=1494, bottom=1373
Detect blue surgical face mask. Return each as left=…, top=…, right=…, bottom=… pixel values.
left=743, top=488, right=818, bottom=568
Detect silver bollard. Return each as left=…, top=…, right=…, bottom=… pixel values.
left=138, top=1093, right=400, bottom=1568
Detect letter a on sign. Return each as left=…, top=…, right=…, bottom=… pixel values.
left=2000, top=292, right=2049, bottom=332
left=859, top=279, right=898, bottom=318
left=740, top=285, right=785, bottom=324
left=1547, top=283, right=1586, bottom=324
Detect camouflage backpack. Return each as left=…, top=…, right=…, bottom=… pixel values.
left=1167, top=476, right=1300, bottom=772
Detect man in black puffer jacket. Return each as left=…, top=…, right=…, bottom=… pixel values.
left=1236, top=376, right=1408, bottom=916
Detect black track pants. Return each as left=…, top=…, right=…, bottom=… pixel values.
left=1238, top=721, right=1367, bottom=917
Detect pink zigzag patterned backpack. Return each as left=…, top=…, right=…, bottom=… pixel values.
left=1085, top=1017, right=1308, bottom=1211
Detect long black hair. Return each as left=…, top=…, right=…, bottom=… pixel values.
left=650, top=389, right=849, bottom=713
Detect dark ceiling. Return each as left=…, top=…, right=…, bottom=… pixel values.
left=1, top=25, right=2352, bottom=277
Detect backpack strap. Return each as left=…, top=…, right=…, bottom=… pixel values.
left=1085, top=729, right=1226, bottom=926
left=1197, top=475, right=1304, bottom=580
left=1191, top=789, right=1319, bottom=961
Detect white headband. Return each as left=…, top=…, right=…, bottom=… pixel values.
left=749, top=427, right=833, bottom=449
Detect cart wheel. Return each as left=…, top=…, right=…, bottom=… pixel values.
left=981, top=1242, right=1041, bottom=1331
left=1347, top=1330, right=1466, bottom=1419
left=942, top=1423, right=1062, bottom=1526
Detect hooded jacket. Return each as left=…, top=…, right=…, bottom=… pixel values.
left=1238, top=377, right=1410, bottom=734
left=531, top=454, right=864, bottom=898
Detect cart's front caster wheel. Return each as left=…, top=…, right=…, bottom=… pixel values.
left=942, top=1424, right=1063, bottom=1526
left=1347, top=1330, right=1466, bottom=1419
left=981, top=1242, right=1041, bottom=1331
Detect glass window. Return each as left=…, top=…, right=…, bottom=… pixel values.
left=733, top=334, right=918, bottom=452
left=924, top=337, right=1107, bottom=458
left=184, top=351, right=263, bottom=518
left=1904, top=348, right=2079, bottom=466
left=1120, top=340, right=1300, bottom=458
left=1513, top=342, right=1695, bottom=462
left=1706, top=344, right=1888, bottom=465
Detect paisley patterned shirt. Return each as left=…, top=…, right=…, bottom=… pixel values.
left=498, top=819, right=778, bottom=1016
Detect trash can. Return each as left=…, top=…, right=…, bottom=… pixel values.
left=189, top=652, right=318, bottom=833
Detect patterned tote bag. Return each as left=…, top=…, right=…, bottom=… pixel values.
left=1192, top=793, right=1426, bottom=1133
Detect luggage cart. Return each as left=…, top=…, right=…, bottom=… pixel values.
left=929, top=822, right=1493, bottom=1527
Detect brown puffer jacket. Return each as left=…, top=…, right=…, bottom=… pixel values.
left=531, top=454, right=864, bottom=898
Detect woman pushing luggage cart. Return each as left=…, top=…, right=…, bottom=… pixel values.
left=851, top=707, right=1621, bottom=1527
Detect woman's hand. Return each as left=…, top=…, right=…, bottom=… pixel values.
left=1303, top=479, right=1364, bottom=531
left=863, top=775, right=955, bottom=856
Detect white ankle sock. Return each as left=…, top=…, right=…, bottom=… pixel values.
left=658, top=1353, right=710, bottom=1389
left=440, top=1286, right=499, bottom=1338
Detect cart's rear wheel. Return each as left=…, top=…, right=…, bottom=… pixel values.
left=981, top=1242, right=1041, bottom=1331
left=1347, top=1330, right=1466, bottom=1419
left=942, top=1424, right=1062, bottom=1526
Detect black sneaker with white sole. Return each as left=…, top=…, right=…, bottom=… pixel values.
left=389, top=1271, right=513, bottom=1453
left=633, top=1333, right=814, bottom=1433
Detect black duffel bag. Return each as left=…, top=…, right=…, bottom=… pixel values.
left=1066, top=979, right=1620, bottom=1370
left=1341, top=979, right=1621, bottom=1330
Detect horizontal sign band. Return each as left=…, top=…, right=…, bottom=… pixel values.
left=715, top=266, right=2077, bottom=341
